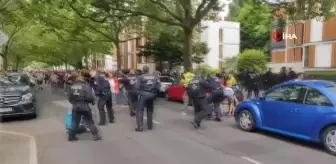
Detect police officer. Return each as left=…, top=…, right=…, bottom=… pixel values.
left=206, top=73, right=225, bottom=122
left=68, top=73, right=101, bottom=141
left=187, top=74, right=212, bottom=129
left=89, top=69, right=114, bottom=125
left=134, top=66, right=160, bottom=132
left=119, top=69, right=138, bottom=116
left=245, top=68, right=259, bottom=99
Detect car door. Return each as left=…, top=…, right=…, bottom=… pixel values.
left=291, top=87, right=335, bottom=137
left=262, top=84, right=306, bottom=132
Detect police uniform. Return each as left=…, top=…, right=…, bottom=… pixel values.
left=68, top=81, right=101, bottom=141
left=187, top=76, right=212, bottom=129
left=207, top=76, right=225, bottom=121
left=134, top=72, right=160, bottom=131
left=119, top=73, right=138, bottom=116
left=92, top=74, right=114, bottom=125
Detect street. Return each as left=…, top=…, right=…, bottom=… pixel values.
left=0, top=86, right=335, bottom=164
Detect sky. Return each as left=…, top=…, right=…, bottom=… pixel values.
left=219, top=0, right=232, bottom=19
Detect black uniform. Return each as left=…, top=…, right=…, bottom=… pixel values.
left=187, top=76, right=212, bottom=128
left=119, top=74, right=138, bottom=116
left=207, top=76, right=225, bottom=120
left=134, top=73, right=160, bottom=131
left=92, top=74, right=114, bottom=125
left=245, top=71, right=259, bottom=98
left=68, top=82, right=100, bottom=141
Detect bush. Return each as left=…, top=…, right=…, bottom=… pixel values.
left=305, top=71, right=336, bottom=82
left=236, top=49, right=267, bottom=73
left=195, top=64, right=220, bottom=77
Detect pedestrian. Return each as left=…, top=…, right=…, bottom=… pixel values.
left=245, top=68, right=260, bottom=99
left=119, top=69, right=137, bottom=116
left=89, top=69, right=115, bottom=125
left=67, top=73, right=101, bottom=141
left=181, top=71, right=195, bottom=115
left=134, top=66, right=160, bottom=132
left=187, top=74, right=212, bottom=129
left=294, top=72, right=304, bottom=81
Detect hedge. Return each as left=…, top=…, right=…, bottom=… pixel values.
left=304, top=71, right=336, bottom=82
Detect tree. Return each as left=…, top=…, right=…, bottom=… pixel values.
left=27, top=1, right=112, bottom=69
left=68, top=0, right=223, bottom=71
left=226, top=0, right=245, bottom=21
left=0, top=5, right=31, bottom=70
left=236, top=49, right=267, bottom=73
left=230, top=0, right=273, bottom=54
left=268, top=0, right=336, bottom=23
left=138, top=26, right=209, bottom=69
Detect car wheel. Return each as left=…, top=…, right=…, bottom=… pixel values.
left=165, top=92, right=170, bottom=101
left=238, top=110, right=255, bottom=132
left=322, top=126, right=336, bottom=156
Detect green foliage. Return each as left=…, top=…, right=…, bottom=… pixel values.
left=0, top=0, right=114, bottom=70
left=233, top=0, right=272, bottom=54
left=305, top=71, right=336, bottom=82
left=222, top=57, right=238, bottom=73
left=139, top=26, right=208, bottom=67
left=69, top=0, right=223, bottom=71
left=195, top=64, right=220, bottom=77
left=236, top=49, right=267, bottom=73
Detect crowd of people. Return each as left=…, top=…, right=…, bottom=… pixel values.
left=26, top=66, right=302, bottom=141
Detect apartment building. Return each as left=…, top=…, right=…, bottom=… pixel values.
left=82, top=53, right=117, bottom=71
left=200, top=20, right=240, bottom=69
left=118, top=31, right=156, bottom=72
left=269, top=8, right=336, bottom=71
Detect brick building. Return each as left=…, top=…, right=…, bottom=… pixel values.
left=118, top=30, right=156, bottom=72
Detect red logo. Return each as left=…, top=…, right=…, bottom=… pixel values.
left=272, top=29, right=283, bottom=42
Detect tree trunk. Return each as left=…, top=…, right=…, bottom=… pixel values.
left=84, top=54, right=89, bottom=69
left=183, top=27, right=193, bottom=72
left=15, top=58, right=20, bottom=71
left=115, top=40, right=122, bottom=70
left=2, top=55, right=7, bottom=71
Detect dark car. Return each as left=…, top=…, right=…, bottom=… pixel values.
left=0, top=72, right=37, bottom=118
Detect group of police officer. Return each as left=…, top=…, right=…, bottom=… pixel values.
left=67, top=66, right=160, bottom=141
left=66, top=65, right=227, bottom=141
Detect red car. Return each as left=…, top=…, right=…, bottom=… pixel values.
left=165, top=83, right=185, bottom=102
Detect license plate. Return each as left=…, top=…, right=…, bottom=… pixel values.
left=0, top=108, right=12, bottom=112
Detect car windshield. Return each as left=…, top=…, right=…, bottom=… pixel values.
left=0, top=74, right=28, bottom=86
left=160, top=77, right=173, bottom=83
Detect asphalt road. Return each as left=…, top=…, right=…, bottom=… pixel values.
left=0, top=86, right=335, bottom=164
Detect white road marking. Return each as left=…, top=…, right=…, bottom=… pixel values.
left=241, top=156, right=263, bottom=164
left=143, top=116, right=161, bottom=124
left=0, top=130, right=38, bottom=164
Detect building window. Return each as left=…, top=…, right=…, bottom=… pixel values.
left=219, top=45, right=223, bottom=58
left=219, top=29, right=223, bottom=42
left=304, top=46, right=309, bottom=67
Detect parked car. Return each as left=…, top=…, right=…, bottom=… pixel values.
left=158, top=76, right=175, bottom=95
left=0, top=72, right=37, bottom=119
left=165, top=82, right=185, bottom=102
left=234, top=80, right=336, bottom=155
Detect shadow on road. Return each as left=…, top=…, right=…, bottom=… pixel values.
left=228, top=123, right=326, bottom=154
left=0, top=115, right=36, bottom=123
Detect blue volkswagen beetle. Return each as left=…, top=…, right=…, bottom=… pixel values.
left=234, top=80, right=336, bottom=155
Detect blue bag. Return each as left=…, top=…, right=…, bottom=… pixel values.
left=65, top=112, right=72, bottom=131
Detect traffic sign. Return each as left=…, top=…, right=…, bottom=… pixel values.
left=0, top=31, right=8, bottom=45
